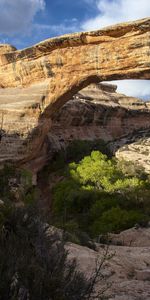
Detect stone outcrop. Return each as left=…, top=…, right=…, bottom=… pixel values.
left=36, top=223, right=150, bottom=299
left=108, top=227, right=150, bottom=247
left=116, top=136, right=150, bottom=173
left=67, top=234, right=150, bottom=300
left=0, top=44, right=16, bottom=55
left=0, top=18, right=150, bottom=169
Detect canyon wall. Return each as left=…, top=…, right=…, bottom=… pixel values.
left=32, top=83, right=149, bottom=173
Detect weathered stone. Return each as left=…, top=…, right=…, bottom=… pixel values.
left=0, top=44, right=16, bottom=55
left=35, top=83, right=149, bottom=174
left=135, top=269, right=150, bottom=281
left=0, top=18, right=150, bottom=169
left=108, top=228, right=150, bottom=247
left=116, top=137, right=150, bottom=173
left=67, top=238, right=150, bottom=300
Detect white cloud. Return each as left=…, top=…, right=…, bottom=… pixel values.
left=82, top=0, right=150, bottom=30
left=0, top=0, right=45, bottom=35
left=108, top=80, right=150, bottom=100
left=34, top=21, right=79, bottom=37
left=82, top=0, right=150, bottom=99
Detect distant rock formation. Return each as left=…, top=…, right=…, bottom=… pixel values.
left=32, top=83, right=148, bottom=173
left=0, top=18, right=150, bottom=172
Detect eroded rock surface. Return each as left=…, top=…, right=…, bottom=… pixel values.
left=116, top=137, right=150, bottom=173
left=30, top=82, right=148, bottom=174
left=0, top=18, right=150, bottom=168
left=49, top=83, right=150, bottom=147
left=108, top=227, right=150, bottom=247
left=0, top=44, right=16, bottom=55
left=67, top=231, right=150, bottom=300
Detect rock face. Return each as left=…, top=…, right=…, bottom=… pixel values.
left=116, top=137, right=150, bottom=173
left=0, top=18, right=150, bottom=169
left=0, top=44, right=16, bottom=55
left=108, top=227, right=150, bottom=247
left=42, top=224, right=150, bottom=300
left=31, top=82, right=148, bottom=173
left=67, top=236, right=150, bottom=300
left=49, top=83, right=150, bottom=146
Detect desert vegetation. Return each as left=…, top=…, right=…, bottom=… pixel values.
left=0, top=160, right=112, bottom=300
left=50, top=141, right=150, bottom=240
left=0, top=204, right=111, bottom=300
left=0, top=140, right=150, bottom=299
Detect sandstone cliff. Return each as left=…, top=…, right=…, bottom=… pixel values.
left=30, top=82, right=148, bottom=174
left=0, top=18, right=150, bottom=170
left=1, top=82, right=150, bottom=173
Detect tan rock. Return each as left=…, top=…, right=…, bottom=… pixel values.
left=116, top=137, right=150, bottom=173
left=0, top=18, right=150, bottom=170
left=38, top=83, right=149, bottom=174
left=0, top=44, right=16, bottom=55
left=108, top=228, right=150, bottom=247
left=67, top=240, right=150, bottom=300
left=135, top=269, right=150, bottom=281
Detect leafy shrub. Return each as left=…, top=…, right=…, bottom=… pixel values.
left=20, top=169, right=32, bottom=190
left=23, top=186, right=37, bottom=205
left=0, top=165, right=16, bottom=199
left=0, top=202, right=14, bottom=230
left=90, top=207, right=147, bottom=235
left=39, top=139, right=110, bottom=176
left=117, top=159, right=148, bottom=180
left=69, top=151, right=145, bottom=192
left=52, top=150, right=150, bottom=237
left=0, top=206, right=110, bottom=300
left=89, top=194, right=121, bottom=220
left=0, top=165, right=34, bottom=205
left=66, top=139, right=110, bottom=162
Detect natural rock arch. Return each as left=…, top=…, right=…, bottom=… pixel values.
left=0, top=18, right=150, bottom=167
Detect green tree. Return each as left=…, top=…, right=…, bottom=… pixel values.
left=90, top=207, right=146, bottom=235
left=52, top=150, right=150, bottom=237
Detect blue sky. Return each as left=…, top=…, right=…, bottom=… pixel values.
left=0, top=0, right=98, bottom=49
left=0, top=0, right=150, bottom=99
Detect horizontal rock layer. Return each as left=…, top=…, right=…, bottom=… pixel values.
left=37, top=83, right=149, bottom=172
